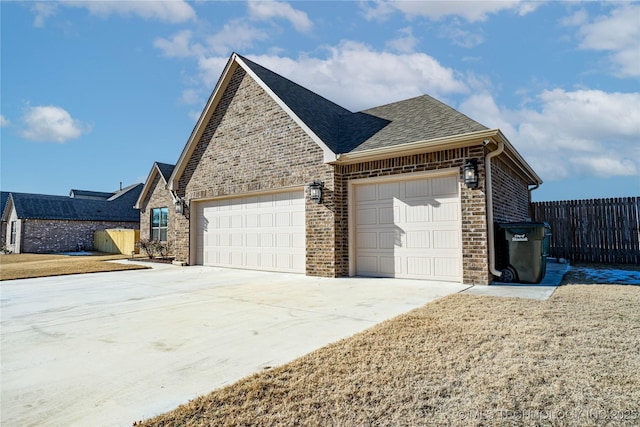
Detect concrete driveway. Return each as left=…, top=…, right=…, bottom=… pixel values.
left=1, top=263, right=469, bottom=426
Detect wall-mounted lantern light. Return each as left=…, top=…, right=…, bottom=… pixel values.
left=308, top=180, right=323, bottom=204
left=463, top=160, right=479, bottom=189
left=174, top=197, right=184, bottom=214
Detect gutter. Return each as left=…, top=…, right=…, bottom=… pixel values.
left=485, top=141, right=505, bottom=279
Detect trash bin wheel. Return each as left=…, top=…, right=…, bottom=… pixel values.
left=500, top=266, right=517, bottom=283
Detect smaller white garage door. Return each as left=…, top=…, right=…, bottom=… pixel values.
left=195, top=190, right=305, bottom=273
left=353, top=173, right=462, bottom=282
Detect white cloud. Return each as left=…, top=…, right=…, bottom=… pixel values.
left=439, top=20, right=484, bottom=48
left=197, top=56, right=229, bottom=88
left=365, top=0, right=541, bottom=23
left=31, top=2, right=58, bottom=27
left=459, top=89, right=640, bottom=180
left=154, top=30, right=203, bottom=58
left=206, top=20, right=269, bottom=56
left=39, top=0, right=196, bottom=24
left=243, top=41, right=468, bottom=111
left=180, top=88, right=203, bottom=106
left=247, top=1, right=313, bottom=32
left=20, top=105, right=91, bottom=143
left=567, top=4, right=640, bottom=77
left=0, top=114, right=10, bottom=127
left=177, top=42, right=468, bottom=119
left=386, top=27, right=419, bottom=53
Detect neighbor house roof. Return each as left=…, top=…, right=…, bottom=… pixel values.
left=0, top=191, right=9, bottom=219
left=168, top=52, right=541, bottom=189
left=3, top=184, right=143, bottom=222
left=134, top=162, right=176, bottom=209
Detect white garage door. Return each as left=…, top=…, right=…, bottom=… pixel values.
left=196, top=190, right=305, bottom=273
left=353, top=173, right=462, bottom=282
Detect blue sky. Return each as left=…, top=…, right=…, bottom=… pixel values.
left=1, top=1, right=638, bottom=201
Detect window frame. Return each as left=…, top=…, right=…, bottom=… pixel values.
left=10, top=221, right=17, bottom=245
left=151, top=207, right=169, bottom=242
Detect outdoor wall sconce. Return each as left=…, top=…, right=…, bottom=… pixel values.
left=308, top=180, right=323, bottom=204
left=174, top=197, right=184, bottom=214
left=464, top=160, right=479, bottom=189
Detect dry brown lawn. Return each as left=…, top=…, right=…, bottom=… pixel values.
left=0, top=253, right=149, bottom=280
left=141, top=268, right=640, bottom=427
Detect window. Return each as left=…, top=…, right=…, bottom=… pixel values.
left=151, top=207, right=168, bottom=241
left=10, top=221, right=17, bottom=244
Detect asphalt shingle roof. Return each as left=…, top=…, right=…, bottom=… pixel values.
left=155, top=162, right=175, bottom=183
left=7, top=184, right=143, bottom=222
left=0, top=191, right=9, bottom=217
left=239, top=55, right=352, bottom=153
left=240, top=54, right=487, bottom=155
left=352, top=95, right=488, bottom=152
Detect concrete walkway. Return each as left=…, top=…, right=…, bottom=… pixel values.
left=1, top=265, right=469, bottom=427
left=462, top=259, right=569, bottom=300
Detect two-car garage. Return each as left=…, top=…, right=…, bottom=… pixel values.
left=193, top=171, right=462, bottom=282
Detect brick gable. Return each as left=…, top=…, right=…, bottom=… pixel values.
left=173, top=66, right=337, bottom=275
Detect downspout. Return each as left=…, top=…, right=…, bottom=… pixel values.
left=485, top=141, right=505, bottom=279
left=528, top=183, right=540, bottom=219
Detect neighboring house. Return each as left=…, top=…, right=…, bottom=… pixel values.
left=136, top=162, right=176, bottom=248
left=2, top=183, right=143, bottom=254
left=0, top=191, right=9, bottom=249
left=136, top=53, right=542, bottom=285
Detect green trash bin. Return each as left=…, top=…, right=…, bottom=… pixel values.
left=496, top=222, right=551, bottom=284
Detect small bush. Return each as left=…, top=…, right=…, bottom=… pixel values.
left=136, top=239, right=172, bottom=259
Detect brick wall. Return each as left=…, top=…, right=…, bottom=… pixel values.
left=138, top=173, right=175, bottom=254
left=490, top=156, right=531, bottom=222
left=174, top=66, right=338, bottom=276
left=336, top=145, right=492, bottom=284
left=20, top=219, right=139, bottom=253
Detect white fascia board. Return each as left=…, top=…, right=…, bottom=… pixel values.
left=235, top=56, right=337, bottom=163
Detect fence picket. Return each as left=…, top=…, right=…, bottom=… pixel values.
left=531, top=197, right=639, bottom=264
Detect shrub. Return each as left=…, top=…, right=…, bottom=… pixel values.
left=136, top=239, right=172, bottom=259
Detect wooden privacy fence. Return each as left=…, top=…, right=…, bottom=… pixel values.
left=531, top=197, right=639, bottom=264
left=94, top=229, right=140, bottom=255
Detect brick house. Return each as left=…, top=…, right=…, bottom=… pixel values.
left=136, top=53, right=541, bottom=285
left=2, top=184, right=142, bottom=254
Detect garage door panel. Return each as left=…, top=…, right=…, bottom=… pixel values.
left=355, top=175, right=462, bottom=282
left=292, top=233, right=305, bottom=248
left=407, top=257, right=431, bottom=276
left=432, top=175, right=458, bottom=196
left=405, top=179, right=430, bottom=198
left=433, top=230, right=459, bottom=249
left=406, top=204, right=430, bottom=222
left=378, top=182, right=400, bottom=200
left=358, top=232, right=377, bottom=249
left=196, top=190, right=305, bottom=273
left=378, top=206, right=397, bottom=224
left=433, top=202, right=459, bottom=221
left=434, top=257, right=460, bottom=278
left=357, top=208, right=377, bottom=225
left=380, top=256, right=400, bottom=275
left=406, top=230, right=430, bottom=248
